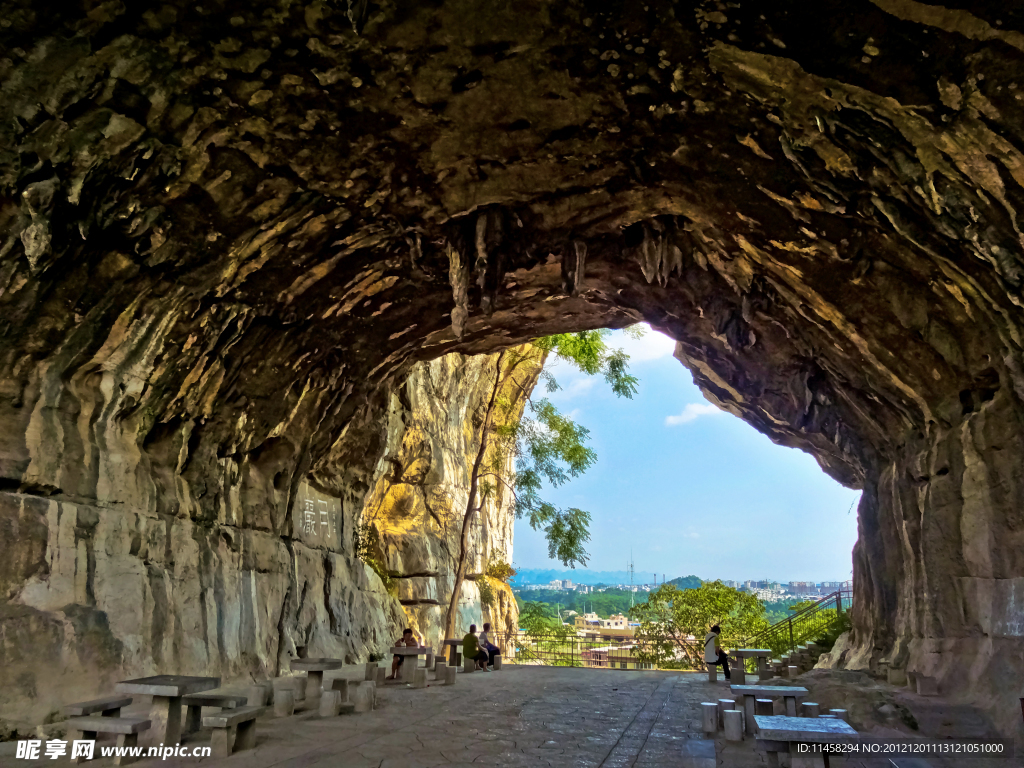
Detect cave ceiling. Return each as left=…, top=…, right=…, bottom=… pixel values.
left=1, top=0, right=1023, bottom=500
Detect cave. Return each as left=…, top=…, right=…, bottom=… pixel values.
left=1, top=0, right=1023, bottom=742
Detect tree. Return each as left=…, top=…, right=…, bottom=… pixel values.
left=442, top=329, right=639, bottom=640
left=629, top=581, right=769, bottom=669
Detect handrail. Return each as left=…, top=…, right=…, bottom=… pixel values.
left=744, top=587, right=853, bottom=659
left=497, top=629, right=702, bottom=669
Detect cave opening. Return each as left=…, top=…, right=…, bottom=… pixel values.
left=512, top=325, right=862, bottom=590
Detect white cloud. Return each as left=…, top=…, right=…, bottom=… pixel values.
left=613, top=324, right=677, bottom=362
left=665, top=402, right=723, bottom=426
left=548, top=376, right=596, bottom=403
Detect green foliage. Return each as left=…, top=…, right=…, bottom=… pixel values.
left=761, top=598, right=816, bottom=624
left=514, top=601, right=580, bottom=666
left=368, top=652, right=384, bottom=663
left=518, top=601, right=569, bottom=635
left=478, top=577, right=496, bottom=608
left=629, top=581, right=769, bottom=669
left=513, top=588, right=645, bottom=619
left=789, top=600, right=819, bottom=613
left=478, top=332, right=639, bottom=569
left=666, top=575, right=702, bottom=590
left=485, top=558, right=517, bottom=584
left=353, top=522, right=396, bottom=595
left=534, top=329, right=640, bottom=398
left=813, top=611, right=852, bottom=651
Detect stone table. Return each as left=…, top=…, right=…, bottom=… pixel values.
left=731, top=684, right=809, bottom=730
left=754, top=714, right=858, bottom=768
left=442, top=639, right=463, bottom=668
left=115, top=675, right=219, bottom=747
left=290, top=658, right=344, bottom=706
left=733, top=648, right=773, bottom=680
left=391, top=647, right=432, bottom=683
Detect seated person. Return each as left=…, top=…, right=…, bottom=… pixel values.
left=462, top=624, right=490, bottom=671
left=703, top=624, right=730, bottom=680
left=388, top=627, right=419, bottom=680
left=478, top=622, right=500, bottom=666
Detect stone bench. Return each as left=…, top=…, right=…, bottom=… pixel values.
left=181, top=692, right=249, bottom=734
left=65, top=716, right=150, bottom=766
left=203, top=706, right=264, bottom=758
left=64, top=696, right=133, bottom=719
left=754, top=714, right=857, bottom=768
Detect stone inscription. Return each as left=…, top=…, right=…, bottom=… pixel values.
left=292, top=481, right=341, bottom=547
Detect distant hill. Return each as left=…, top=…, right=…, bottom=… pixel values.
left=666, top=575, right=702, bottom=590
left=512, top=568, right=701, bottom=587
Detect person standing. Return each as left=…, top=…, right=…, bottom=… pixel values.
left=704, top=624, right=730, bottom=679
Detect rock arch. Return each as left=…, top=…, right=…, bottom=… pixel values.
left=1, top=0, right=1022, bottom=736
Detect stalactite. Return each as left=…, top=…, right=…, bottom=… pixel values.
left=561, top=240, right=587, bottom=296
left=447, top=242, right=470, bottom=339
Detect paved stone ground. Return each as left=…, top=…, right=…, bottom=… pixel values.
left=0, top=667, right=1019, bottom=767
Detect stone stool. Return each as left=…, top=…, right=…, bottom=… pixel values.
left=888, top=667, right=907, bottom=686
left=701, top=702, right=718, bottom=734
left=787, top=665, right=799, bottom=679
left=413, top=668, right=428, bottom=689
left=723, top=709, right=743, bottom=741
left=717, top=698, right=734, bottom=728
left=706, top=663, right=718, bottom=682
left=319, top=690, right=342, bottom=717
left=352, top=681, right=375, bottom=713
left=364, top=662, right=378, bottom=681
left=755, top=699, right=773, bottom=716
left=801, top=702, right=821, bottom=718
left=247, top=682, right=272, bottom=706
left=829, top=709, right=848, bottom=723
left=444, top=666, right=457, bottom=685
left=375, top=667, right=386, bottom=686
left=329, top=679, right=355, bottom=711
left=273, top=689, right=294, bottom=717
left=493, top=655, right=502, bottom=670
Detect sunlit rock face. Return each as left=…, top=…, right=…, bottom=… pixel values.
left=1, top=0, right=1023, bottom=738
left=348, top=352, right=526, bottom=652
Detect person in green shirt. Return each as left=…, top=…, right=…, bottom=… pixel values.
left=462, top=624, right=491, bottom=671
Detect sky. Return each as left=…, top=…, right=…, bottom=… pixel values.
left=511, top=326, right=862, bottom=583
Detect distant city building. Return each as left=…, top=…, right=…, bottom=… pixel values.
left=788, top=581, right=819, bottom=595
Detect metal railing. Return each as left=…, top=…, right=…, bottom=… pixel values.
left=743, top=587, right=853, bottom=660
left=496, top=630, right=699, bottom=670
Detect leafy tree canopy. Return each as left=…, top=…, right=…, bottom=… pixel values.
left=480, top=328, right=642, bottom=568
left=518, top=601, right=572, bottom=637
left=629, top=581, right=769, bottom=669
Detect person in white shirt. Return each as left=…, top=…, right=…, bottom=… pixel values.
left=478, top=623, right=499, bottom=670
left=703, top=624, right=730, bottom=680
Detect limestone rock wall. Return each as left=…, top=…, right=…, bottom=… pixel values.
left=0, top=350, right=517, bottom=727
left=352, top=352, right=525, bottom=651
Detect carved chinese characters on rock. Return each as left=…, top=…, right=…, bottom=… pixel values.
left=292, top=481, right=341, bottom=548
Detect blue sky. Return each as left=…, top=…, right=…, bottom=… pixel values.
left=512, top=326, right=861, bottom=583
